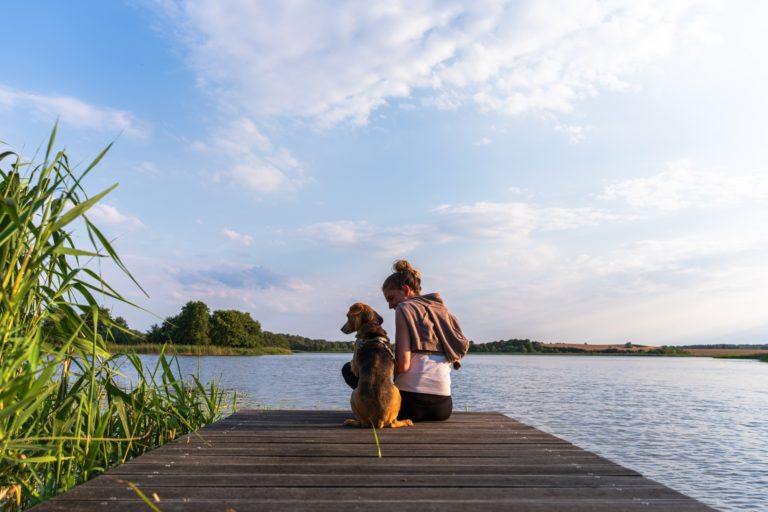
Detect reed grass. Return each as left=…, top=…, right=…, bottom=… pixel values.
left=0, top=125, right=230, bottom=510
left=371, top=424, right=382, bottom=458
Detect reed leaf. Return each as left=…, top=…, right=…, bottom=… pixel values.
left=0, top=128, right=230, bottom=510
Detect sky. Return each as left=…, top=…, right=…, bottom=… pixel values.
left=2, top=0, right=767, bottom=345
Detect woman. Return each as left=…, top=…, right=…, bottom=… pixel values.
left=382, top=260, right=469, bottom=422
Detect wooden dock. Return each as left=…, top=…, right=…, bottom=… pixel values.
left=31, top=410, right=716, bottom=511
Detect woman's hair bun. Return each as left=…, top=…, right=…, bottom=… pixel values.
left=393, top=259, right=421, bottom=280
left=382, top=259, right=423, bottom=294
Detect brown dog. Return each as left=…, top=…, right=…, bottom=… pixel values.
left=340, top=303, right=412, bottom=429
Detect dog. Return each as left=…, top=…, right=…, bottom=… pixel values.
left=340, top=303, right=412, bottom=429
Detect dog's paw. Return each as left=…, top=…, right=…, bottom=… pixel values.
left=404, top=419, right=413, bottom=426
left=343, top=418, right=362, bottom=427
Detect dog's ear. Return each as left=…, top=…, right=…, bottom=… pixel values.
left=349, top=303, right=365, bottom=315
left=360, top=305, right=381, bottom=325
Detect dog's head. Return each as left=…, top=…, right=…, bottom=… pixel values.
left=341, top=302, right=384, bottom=336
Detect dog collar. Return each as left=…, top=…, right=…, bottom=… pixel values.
left=355, top=336, right=395, bottom=360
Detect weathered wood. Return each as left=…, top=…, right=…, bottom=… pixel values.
left=30, top=500, right=719, bottom=512
left=30, top=410, right=717, bottom=511
left=143, top=444, right=608, bottom=457
left=68, top=473, right=669, bottom=488
left=164, top=437, right=578, bottom=446
left=106, top=461, right=640, bottom=477
left=54, top=485, right=692, bottom=501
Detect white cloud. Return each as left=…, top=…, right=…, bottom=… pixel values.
left=229, top=163, right=290, bottom=193
left=114, top=256, right=318, bottom=331
left=87, top=204, right=144, bottom=230
left=223, top=228, right=254, bottom=246
left=201, top=117, right=306, bottom=194
left=434, top=201, right=613, bottom=239
left=157, top=0, right=716, bottom=126
left=555, top=123, right=591, bottom=143
left=432, top=227, right=768, bottom=344
left=301, top=200, right=613, bottom=256
left=601, top=160, right=768, bottom=211
left=473, top=137, right=493, bottom=146
left=0, top=84, right=146, bottom=137
left=136, top=161, right=161, bottom=174
left=572, top=235, right=758, bottom=284
left=301, top=220, right=430, bottom=256
left=508, top=187, right=532, bottom=197
left=301, top=220, right=366, bottom=247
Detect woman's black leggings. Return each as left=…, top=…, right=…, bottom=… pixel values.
left=398, top=390, right=452, bottom=422
left=341, top=362, right=452, bottom=422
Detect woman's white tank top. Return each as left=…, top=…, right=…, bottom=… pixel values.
left=394, top=353, right=451, bottom=396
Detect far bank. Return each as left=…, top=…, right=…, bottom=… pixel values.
left=107, top=342, right=768, bottom=361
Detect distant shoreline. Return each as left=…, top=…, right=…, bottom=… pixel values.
left=542, top=343, right=768, bottom=359
left=107, top=342, right=768, bottom=362
left=468, top=351, right=768, bottom=361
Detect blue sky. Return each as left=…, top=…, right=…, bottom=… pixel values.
left=3, top=0, right=767, bottom=345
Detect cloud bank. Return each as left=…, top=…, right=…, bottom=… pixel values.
left=223, top=228, right=254, bottom=246
left=199, top=117, right=306, bottom=194
left=87, top=204, right=145, bottom=230
left=601, top=160, right=768, bottom=211
left=0, top=84, right=146, bottom=137
left=158, top=0, right=715, bottom=126
left=175, top=264, right=297, bottom=291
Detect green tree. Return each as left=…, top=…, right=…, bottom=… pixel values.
left=110, top=316, right=144, bottom=344
left=209, top=309, right=262, bottom=347
left=146, top=318, right=174, bottom=343
left=173, top=300, right=211, bottom=345
left=72, top=307, right=143, bottom=345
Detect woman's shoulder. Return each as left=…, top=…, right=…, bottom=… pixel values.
left=402, top=293, right=445, bottom=308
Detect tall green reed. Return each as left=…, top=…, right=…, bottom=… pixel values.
left=0, top=125, right=230, bottom=510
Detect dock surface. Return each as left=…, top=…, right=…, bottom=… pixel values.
left=32, top=410, right=716, bottom=511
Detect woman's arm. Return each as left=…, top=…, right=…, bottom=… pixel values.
left=394, top=307, right=411, bottom=375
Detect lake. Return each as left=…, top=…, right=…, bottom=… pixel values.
left=120, top=353, right=767, bottom=512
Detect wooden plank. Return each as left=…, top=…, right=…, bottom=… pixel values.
left=200, top=419, right=544, bottom=427
left=30, top=410, right=716, bottom=512
left=194, top=431, right=567, bottom=442
left=199, top=410, right=528, bottom=426
left=53, top=485, right=693, bottom=501
left=106, top=462, right=640, bottom=476
left=185, top=433, right=568, bottom=443
left=69, top=473, right=668, bottom=488
left=168, top=436, right=575, bottom=445
left=141, top=439, right=604, bottom=460
left=116, top=456, right=639, bottom=474
left=144, top=446, right=608, bottom=458
left=31, top=499, right=718, bottom=512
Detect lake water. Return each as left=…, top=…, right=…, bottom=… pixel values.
left=121, top=353, right=767, bottom=512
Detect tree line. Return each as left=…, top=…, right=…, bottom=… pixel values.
left=468, top=339, right=689, bottom=355
left=88, top=306, right=728, bottom=355
left=676, top=343, right=768, bottom=349
left=96, top=301, right=352, bottom=351
left=468, top=339, right=586, bottom=353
